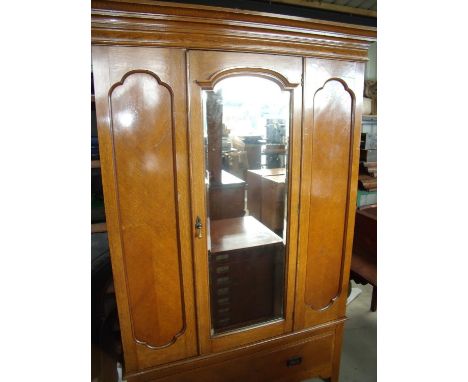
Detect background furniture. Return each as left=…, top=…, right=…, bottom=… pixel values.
left=91, top=74, right=107, bottom=234
left=352, top=112, right=377, bottom=311
left=92, top=1, right=375, bottom=381
left=351, top=206, right=377, bottom=311
left=91, top=233, right=121, bottom=382
left=357, top=115, right=377, bottom=208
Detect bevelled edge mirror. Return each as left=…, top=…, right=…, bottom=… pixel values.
left=200, top=73, right=295, bottom=335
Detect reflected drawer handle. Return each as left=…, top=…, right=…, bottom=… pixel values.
left=217, top=276, right=230, bottom=285
left=216, top=265, right=230, bottom=274
left=217, top=318, right=230, bottom=325
left=216, top=254, right=229, bottom=262
left=286, top=356, right=302, bottom=367
left=217, top=287, right=230, bottom=296
left=217, top=307, right=230, bottom=315
left=217, top=297, right=230, bottom=306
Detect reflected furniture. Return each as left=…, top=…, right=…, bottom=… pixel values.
left=247, top=168, right=286, bottom=234
left=208, top=170, right=246, bottom=220
left=243, top=138, right=263, bottom=171
left=208, top=216, right=284, bottom=333
left=92, top=1, right=376, bottom=381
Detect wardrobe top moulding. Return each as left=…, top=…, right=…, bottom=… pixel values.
left=91, top=0, right=376, bottom=61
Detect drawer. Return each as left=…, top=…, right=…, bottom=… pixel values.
left=151, top=331, right=335, bottom=382
left=235, top=333, right=335, bottom=382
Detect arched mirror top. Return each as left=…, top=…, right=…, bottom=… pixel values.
left=196, top=67, right=300, bottom=91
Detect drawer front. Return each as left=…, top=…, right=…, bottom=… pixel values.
left=148, top=331, right=334, bottom=382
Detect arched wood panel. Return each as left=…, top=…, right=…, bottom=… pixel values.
left=110, top=71, right=185, bottom=348
left=294, top=58, right=365, bottom=330
left=304, top=79, right=353, bottom=310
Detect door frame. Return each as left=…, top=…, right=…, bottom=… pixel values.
left=187, top=50, right=303, bottom=354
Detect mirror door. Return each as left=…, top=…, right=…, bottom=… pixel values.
left=188, top=51, right=303, bottom=353
left=203, top=76, right=290, bottom=335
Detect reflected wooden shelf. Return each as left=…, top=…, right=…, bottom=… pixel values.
left=247, top=168, right=286, bottom=177
left=91, top=222, right=107, bottom=233
left=209, top=216, right=282, bottom=254
left=91, top=160, right=101, bottom=169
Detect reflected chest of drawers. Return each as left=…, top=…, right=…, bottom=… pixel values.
left=208, top=216, right=284, bottom=333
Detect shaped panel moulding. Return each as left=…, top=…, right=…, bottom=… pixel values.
left=304, top=79, right=355, bottom=311
left=109, top=71, right=186, bottom=348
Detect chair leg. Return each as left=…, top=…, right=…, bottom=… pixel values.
left=370, top=286, right=377, bottom=312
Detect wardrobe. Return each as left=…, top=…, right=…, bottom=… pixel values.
left=91, top=1, right=376, bottom=381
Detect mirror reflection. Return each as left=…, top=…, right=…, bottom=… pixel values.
left=203, top=76, right=291, bottom=334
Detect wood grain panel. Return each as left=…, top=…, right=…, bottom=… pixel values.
left=110, top=71, right=184, bottom=347
left=294, top=58, right=365, bottom=330
left=92, top=46, right=198, bottom=372
left=304, top=79, right=353, bottom=310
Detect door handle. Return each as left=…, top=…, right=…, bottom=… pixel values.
left=195, top=216, right=203, bottom=239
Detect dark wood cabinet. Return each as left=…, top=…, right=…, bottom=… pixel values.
left=92, top=1, right=375, bottom=381
left=208, top=217, right=284, bottom=333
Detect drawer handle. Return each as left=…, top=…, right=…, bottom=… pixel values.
left=216, top=254, right=229, bottom=262
left=286, top=356, right=302, bottom=367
